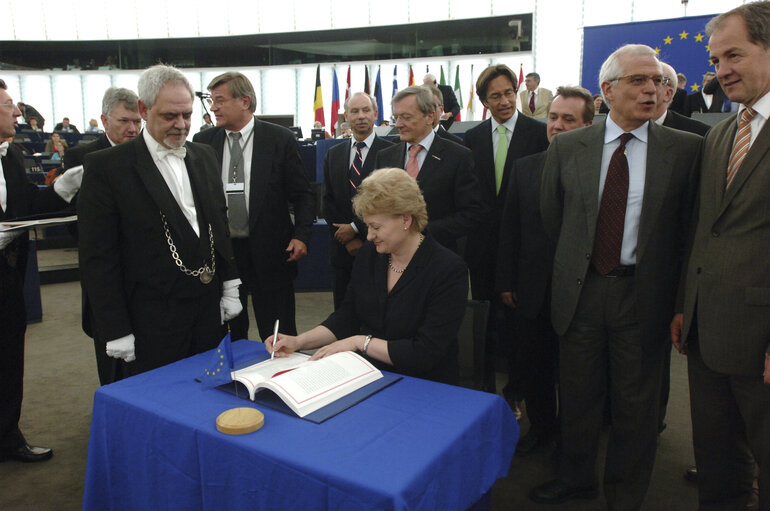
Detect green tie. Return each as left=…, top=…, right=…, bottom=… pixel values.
left=494, top=124, right=508, bottom=194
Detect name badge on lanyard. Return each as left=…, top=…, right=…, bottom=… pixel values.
left=226, top=182, right=245, bottom=193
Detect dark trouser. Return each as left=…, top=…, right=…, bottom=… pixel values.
left=469, top=256, right=520, bottom=397
left=659, top=341, right=672, bottom=430
left=230, top=238, right=297, bottom=342
left=0, top=264, right=27, bottom=451
left=330, top=242, right=354, bottom=311
left=517, top=310, right=559, bottom=433
left=558, top=270, right=663, bottom=511
left=127, top=286, right=223, bottom=376
left=687, top=325, right=769, bottom=511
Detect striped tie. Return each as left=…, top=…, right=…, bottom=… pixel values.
left=349, top=141, right=366, bottom=191
left=726, top=107, right=756, bottom=189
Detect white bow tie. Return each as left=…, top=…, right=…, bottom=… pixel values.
left=0, top=141, right=8, bottom=157
left=157, top=145, right=186, bottom=160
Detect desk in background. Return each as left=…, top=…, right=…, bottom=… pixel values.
left=83, top=341, right=519, bottom=511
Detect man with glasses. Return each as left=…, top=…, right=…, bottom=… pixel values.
left=463, top=64, right=548, bottom=398
left=0, top=79, right=81, bottom=462
left=532, top=44, right=701, bottom=508
left=64, top=88, right=142, bottom=171
left=64, top=87, right=143, bottom=385
left=193, top=72, right=314, bottom=342
left=374, top=85, right=484, bottom=254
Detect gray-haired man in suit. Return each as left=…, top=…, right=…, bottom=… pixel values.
left=671, top=3, right=770, bottom=509
left=532, top=44, right=701, bottom=509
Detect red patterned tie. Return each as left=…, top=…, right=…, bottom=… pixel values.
left=726, top=107, right=756, bottom=189
left=529, top=91, right=536, bottom=114
left=592, top=132, right=633, bottom=275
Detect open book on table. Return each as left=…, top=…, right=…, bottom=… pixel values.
left=231, top=351, right=384, bottom=418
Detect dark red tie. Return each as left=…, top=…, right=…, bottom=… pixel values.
left=529, top=92, right=536, bottom=114
left=592, top=132, right=633, bottom=275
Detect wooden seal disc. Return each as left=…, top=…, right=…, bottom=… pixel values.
left=216, top=407, right=264, bottom=435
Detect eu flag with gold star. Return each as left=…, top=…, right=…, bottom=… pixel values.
left=582, top=14, right=717, bottom=95
left=201, top=333, right=234, bottom=388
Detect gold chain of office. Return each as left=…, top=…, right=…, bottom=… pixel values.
left=160, top=212, right=216, bottom=284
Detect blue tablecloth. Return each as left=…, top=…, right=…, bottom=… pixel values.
left=83, top=340, right=518, bottom=511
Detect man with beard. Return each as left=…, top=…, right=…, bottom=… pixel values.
left=78, top=65, right=242, bottom=377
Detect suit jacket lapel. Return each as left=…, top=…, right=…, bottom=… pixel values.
left=636, top=122, right=675, bottom=263
left=574, top=122, right=606, bottom=238
left=418, top=137, right=444, bottom=184
left=719, top=115, right=770, bottom=215
left=248, top=118, right=272, bottom=226
left=209, top=129, right=226, bottom=166
left=183, top=145, right=214, bottom=235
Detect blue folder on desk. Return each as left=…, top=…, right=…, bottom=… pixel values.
left=210, top=352, right=402, bottom=424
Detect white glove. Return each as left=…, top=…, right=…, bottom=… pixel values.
left=0, top=230, right=23, bottom=250
left=53, top=165, right=83, bottom=203
left=106, top=334, right=136, bottom=362
left=220, top=279, right=243, bottom=324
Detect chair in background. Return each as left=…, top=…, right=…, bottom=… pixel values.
left=457, top=299, right=490, bottom=390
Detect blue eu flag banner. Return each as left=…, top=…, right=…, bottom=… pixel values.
left=582, top=14, right=717, bottom=95
left=201, top=333, right=234, bottom=388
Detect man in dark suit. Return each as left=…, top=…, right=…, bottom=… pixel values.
left=79, top=65, right=242, bottom=378
left=671, top=5, right=770, bottom=509
left=657, top=64, right=711, bottom=137
left=63, top=87, right=142, bottom=386
left=0, top=79, right=82, bottom=463
left=463, top=64, right=549, bottom=397
left=322, top=92, right=392, bottom=309
left=685, top=71, right=726, bottom=116
left=374, top=86, right=484, bottom=254
left=64, top=87, right=141, bottom=171
left=53, top=117, right=79, bottom=133
left=532, top=45, right=701, bottom=508
left=497, top=85, right=595, bottom=456
left=669, top=72, right=688, bottom=115
left=193, top=72, right=315, bottom=341
left=651, top=62, right=710, bottom=435
left=423, top=73, right=460, bottom=129
left=423, top=84, right=464, bottom=145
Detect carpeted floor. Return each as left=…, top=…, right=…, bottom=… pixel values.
left=0, top=279, right=699, bottom=510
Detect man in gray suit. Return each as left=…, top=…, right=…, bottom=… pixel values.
left=671, top=3, right=770, bottom=509
left=533, top=44, right=701, bottom=508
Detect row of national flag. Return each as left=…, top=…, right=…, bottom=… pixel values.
left=314, top=63, right=526, bottom=135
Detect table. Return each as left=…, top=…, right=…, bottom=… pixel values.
left=83, top=340, right=518, bottom=511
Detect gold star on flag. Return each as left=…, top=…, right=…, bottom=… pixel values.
left=679, top=30, right=689, bottom=40
left=695, top=33, right=704, bottom=42
left=691, top=84, right=700, bottom=92
left=654, top=47, right=661, bottom=54
left=664, top=36, right=673, bottom=45
left=705, top=45, right=710, bottom=52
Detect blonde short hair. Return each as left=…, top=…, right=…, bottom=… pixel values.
left=353, top=168, right=428, bottom=233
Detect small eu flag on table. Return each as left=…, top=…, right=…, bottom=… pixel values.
left=201, top=333, right=234, bottom=388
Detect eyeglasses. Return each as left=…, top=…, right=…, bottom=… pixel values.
left=486, top=89, right=516, bottom=102
left=612, top=74, right=670, bottom=87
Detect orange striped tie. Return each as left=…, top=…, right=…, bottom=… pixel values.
left=726, top=107, right=756, bottom=189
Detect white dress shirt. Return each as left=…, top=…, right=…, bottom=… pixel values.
left=600, top=115, right=648, bottom=265
left=490, top=111, right=518, bottom=155
left=143, top=129, right=200, bottom=237
left=404, top=130, right=436, bottom=171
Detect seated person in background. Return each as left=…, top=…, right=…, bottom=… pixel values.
left=86, top=119, right=100, bottom=132
left=313, top=120, right=331, bottom=139
left=268, top=167, right=469, bottom=384
left=54, top=117, right=79, bottom=133
left=28, top=117, right=42, bottom=132
left=44, top=133, right=68, bottom=158
left=338, top=122, right=352, bottom=138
